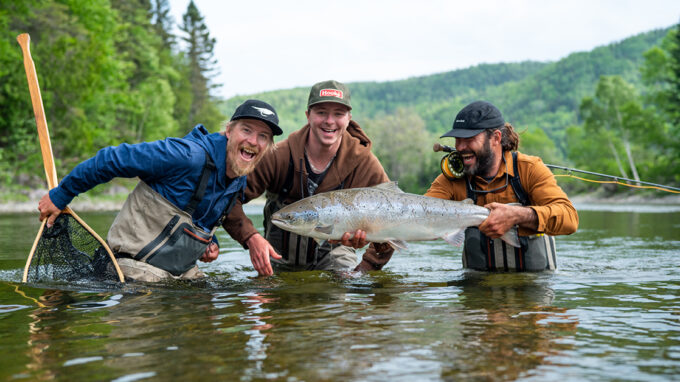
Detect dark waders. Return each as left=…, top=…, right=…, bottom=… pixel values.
left=462, top=152, right=557, bottom=272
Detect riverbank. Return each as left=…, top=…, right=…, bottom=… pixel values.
left=1, top=189, right=679, bottom=214
left=0, top=191, right=268, bottom=214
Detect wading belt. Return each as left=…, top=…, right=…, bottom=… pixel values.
left=464, top=151, right=557, bottom=271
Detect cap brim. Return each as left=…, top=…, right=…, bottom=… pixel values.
left=308, top=99, right=352, bottom=110
left=440, top=128, right=486, bottom=139
left=232, top=116, right=283, bottom=136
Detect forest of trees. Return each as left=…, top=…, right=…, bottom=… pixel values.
left=1, top=1, right=678, bottom=198
left=0, top=0, right=224, bottom=197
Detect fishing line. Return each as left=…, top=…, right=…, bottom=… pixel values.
left=546, top=165, right=680, bottom=194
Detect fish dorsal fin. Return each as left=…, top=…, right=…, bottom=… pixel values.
left=373, top=181, right=404, bottom=193
left=461, top=198, right=474, bottom=205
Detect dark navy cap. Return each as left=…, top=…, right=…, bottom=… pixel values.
left=230, top=99, right=283, bottom=136
left=440, top=101, right=505, bottom=139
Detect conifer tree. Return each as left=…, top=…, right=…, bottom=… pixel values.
left=177, top=0, right=223, bottom=130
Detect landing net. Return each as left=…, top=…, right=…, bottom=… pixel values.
left=25, top=214, right=116, bottom=282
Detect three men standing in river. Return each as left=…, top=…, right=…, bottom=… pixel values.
left=39, top=80, right=577, bottom=280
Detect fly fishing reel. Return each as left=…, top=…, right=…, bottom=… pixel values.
left=433, top=143, right=464, bottom=180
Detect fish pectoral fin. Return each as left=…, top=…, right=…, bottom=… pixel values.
left=442, top=229, right=466, bottom=247
left=313, top=224, right=334, bottom=235
left=387, top=240, right=408, bottom=250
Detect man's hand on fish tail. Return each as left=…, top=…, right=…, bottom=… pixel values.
left=329, top=230, right=369, bottom=249
left=480, top=202, right=539, bottom=238
left=246, top=233, right=282, bottom=276
left=200, top=242, right=219, bottom=263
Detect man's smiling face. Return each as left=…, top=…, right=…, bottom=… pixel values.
left=305, top=102, right=351, bottom=151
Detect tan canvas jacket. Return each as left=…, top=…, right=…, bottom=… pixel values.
left=425, top=150, right=579, bottom=237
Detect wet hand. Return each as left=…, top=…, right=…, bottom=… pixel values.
left=479, top=202, right=536, bottom=238
left=329, top=230, right=368, bottom=249
left=199, top=242, right=219, bottom=263
left=38, top=193, right=62, bottom=228
left=247, top=233, right=282, bottom=277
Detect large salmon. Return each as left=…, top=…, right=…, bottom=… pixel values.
left=271, top=182, right=519, bottom=249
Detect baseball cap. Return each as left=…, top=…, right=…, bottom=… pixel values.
left=307, top=80, right=352, bottom=110
left=440, top=101, right=505, bottom=139
left=230, top=99, right=283, bottom=136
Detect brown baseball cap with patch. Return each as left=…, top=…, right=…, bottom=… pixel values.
left=307, top=80, right=351, bottom=110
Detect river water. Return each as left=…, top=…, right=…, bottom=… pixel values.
left=0, top=204, right=678, bottom=381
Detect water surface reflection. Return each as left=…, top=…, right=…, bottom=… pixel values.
left=0, top=206, right=678, bottom=380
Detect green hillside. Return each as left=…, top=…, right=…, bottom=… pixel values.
left=222, top=27, right=670, bottom=146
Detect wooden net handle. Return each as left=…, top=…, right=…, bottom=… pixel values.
left=17, top=33, right=125, bottom=283
left=17, top=33, right=58, bottom=189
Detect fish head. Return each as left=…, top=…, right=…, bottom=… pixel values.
left=271, top=205, right=320, bottom=236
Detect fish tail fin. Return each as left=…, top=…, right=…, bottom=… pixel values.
left=500, top=226, right=520, bottom=248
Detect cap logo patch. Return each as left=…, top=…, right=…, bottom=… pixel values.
left=252, top=106, right=275, bottom=117
left=320, top=89, right=343, bottom=98
left=456, top=119, right=465, bottom=123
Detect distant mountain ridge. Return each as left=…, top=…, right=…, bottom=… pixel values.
left=221, top=27, right=671, bottom=144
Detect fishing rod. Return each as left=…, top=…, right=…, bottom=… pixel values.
left=544, top=165, right=680, bottom=193
left=432, top=143, right=680, bottom=194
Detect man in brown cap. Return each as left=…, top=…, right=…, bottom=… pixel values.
left=223, top=80, right=394, bottom=275
left=426, top=100, right=578, bottom=271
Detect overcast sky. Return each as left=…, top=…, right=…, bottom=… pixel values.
left=168, top=0, right=680, bottom=99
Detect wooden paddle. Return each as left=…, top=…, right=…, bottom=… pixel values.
left=17, top=33, right=125, bottom=283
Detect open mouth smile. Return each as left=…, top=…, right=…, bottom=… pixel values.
left=239, top=147, right=258, bottom=161
left=461, top=153, right=475, bottom=164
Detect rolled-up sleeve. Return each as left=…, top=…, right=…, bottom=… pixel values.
left=524, top=158, right=579, bottom=236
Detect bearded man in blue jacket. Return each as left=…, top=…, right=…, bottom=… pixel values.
left=37, top=100, right=283, bottom=282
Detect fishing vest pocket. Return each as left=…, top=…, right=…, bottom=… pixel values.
left=144, top=222, right=211, bottom=276
left=463, top=227, right=556, bottom=271
left=462, top=227, right=489, bottom=270
left=522, top=233, right=557, bottom=271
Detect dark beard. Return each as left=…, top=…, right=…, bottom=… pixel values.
left=463, top=136, right=495, bottom=177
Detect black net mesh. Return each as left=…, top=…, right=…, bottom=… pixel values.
left=26, top=214, right=117, bottom=282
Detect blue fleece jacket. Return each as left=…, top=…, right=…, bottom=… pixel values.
left=49, top=125, right=246, bottom=233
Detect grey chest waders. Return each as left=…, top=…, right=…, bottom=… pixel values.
left=107, top=152, right=233, bottom=276
left=462, top=152, right=557, bottom=272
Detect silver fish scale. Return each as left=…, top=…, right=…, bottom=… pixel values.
left=301, top=186, right=490, bottom=242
